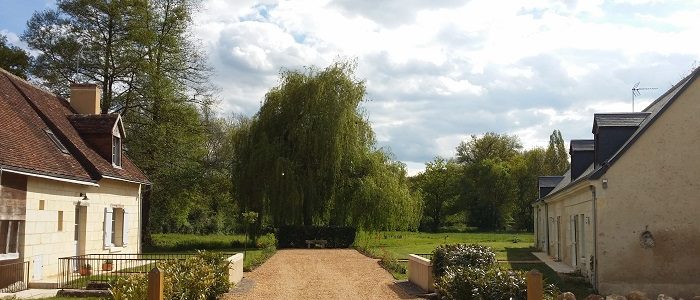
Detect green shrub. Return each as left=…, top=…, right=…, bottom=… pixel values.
left=110, top=252, right=231, bottom=300
left=378, top=250, right=406, bottom=276
left=195, top=251, right=232, bottom=298
left=111, top=274, right=148, bottom=300
left=146, top=234, right=249, bottom=252
left=432, top=244, right=496, bottom=277
left=276, top=225, right=356, bottom=248
left=244, top=233, right=278, bottom=272
left=256, top=233, right=278, bottom=249
left=435, top=267, right=558, bottom=300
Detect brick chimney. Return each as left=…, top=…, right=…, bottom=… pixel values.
left=70, top=84, right=101, bottom=115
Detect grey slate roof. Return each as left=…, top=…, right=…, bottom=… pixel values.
left=538, top=176, right=565, bottom=188
left=536, top=66, right=700, bottom=202
left=570, top=139, right=594, bottom=152
left=592, top=112, right=650, bottom=133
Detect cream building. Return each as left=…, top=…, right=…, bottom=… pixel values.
left=0, top=68, right=149, bottom=288
left=533, top=68, right=700, bottom=298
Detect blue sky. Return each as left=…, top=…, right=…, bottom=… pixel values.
left=2, top=0, right=700, bottom=175
left=0, top=1, right=54, bottom=33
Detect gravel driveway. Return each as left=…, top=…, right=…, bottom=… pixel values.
left=224, top=249, right=419, bottom=300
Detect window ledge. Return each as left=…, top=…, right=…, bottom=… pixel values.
left=108, top=247, right=123, bottom=253
left=0, top=253, right=20, bottom=261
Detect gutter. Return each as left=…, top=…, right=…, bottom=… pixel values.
left=101, top=175, right=149, bottom=185
left=590, top=185, right=599, bottom=292
left=0, top=166, right=99, bottom=187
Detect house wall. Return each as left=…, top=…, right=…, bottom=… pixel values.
left=595, top=79, right=700, bottom=298
left=21, top=176, right=141, bottom=281
left=543, top=184, right=595, bottom=280
left=534, top=203, right=547, bottom=251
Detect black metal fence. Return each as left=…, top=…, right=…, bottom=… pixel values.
left=57, top=253, right=235, bottom=289
left=0, top=261, right=29, bottom=293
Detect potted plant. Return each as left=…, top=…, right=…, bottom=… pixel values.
left=102, top=259, right=114, bottom=271
left=79, top=263, right=92, bottom=276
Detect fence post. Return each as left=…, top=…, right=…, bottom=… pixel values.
left=527, top=269, right=543, bottom=300
left=148, top=267, right=164, bottom=300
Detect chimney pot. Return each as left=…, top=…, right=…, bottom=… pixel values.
left=70, top=84, right=101, bottom=114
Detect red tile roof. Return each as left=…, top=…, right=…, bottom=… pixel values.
left=0, top=68, right=149, bottom=185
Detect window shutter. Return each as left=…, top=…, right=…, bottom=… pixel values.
left=122, top=210, right=129, bottom=246
left=569, top=215, right=575, bottom=246
left=104, top=207, right=113, bottom=248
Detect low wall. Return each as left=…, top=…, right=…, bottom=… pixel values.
left=227, top=253, right=244, bottom=285
left=408, top=254, right=434, bottom=292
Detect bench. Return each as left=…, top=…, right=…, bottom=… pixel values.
left=305, top=239, right=328, bottom=248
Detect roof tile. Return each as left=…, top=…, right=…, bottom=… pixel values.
left=0, top=68, right=149, bottom=184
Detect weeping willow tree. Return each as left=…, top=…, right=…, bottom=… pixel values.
left=232, top=60, right=422, bottom=231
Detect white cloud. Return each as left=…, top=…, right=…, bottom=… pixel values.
left=191, top=0, right=700, bottom=174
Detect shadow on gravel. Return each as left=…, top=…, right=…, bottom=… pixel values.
left=390, top=280, right=437, bottom=299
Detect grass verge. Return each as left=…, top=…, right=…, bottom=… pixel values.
left=354, top=231, right=594, bottom=298
left=143, top=234, right=274, bottom=270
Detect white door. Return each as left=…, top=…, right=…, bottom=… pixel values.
left=32, top=256, right=43, bottom=280
left=73, top=205, right=80, bottom=271
left=579, top=214, right=585, bottom=263
left=571, top=215, right=579, bottom=267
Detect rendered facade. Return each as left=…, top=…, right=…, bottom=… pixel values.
left=533, top=68, right=700, bottom=297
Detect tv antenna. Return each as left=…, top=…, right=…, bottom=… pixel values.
left=73, top=46, right=99, bottom=83
left=631, top=82, right=657, bottom=112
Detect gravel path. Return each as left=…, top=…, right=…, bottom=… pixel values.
left=223, top=249, right=419, bottom=300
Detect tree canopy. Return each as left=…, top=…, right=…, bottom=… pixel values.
left=0, top=34, right=31, bottom=79
left=412, top=130, right=569, bottom=232
left=23, top=0, right=224, bottom=236
left=232, top=61, right=422, bottom=231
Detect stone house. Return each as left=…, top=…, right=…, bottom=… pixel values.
left=0, top=68, right=149, bottom=286
left=532, top=67, right=700, bottom=298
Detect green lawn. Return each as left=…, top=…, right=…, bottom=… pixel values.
left=356, top=231, right=594, bottom=298
left=143, top=233, right=266, bottom=269
left=355, top=231, right=537, bottom=261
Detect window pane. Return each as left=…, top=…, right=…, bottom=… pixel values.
left=74, top=206, right=80, bottom=241
left=8, top=221, right=18, bottom=253
left=113, top=136, right=122, bottom=166
left=111, top=210, right=116, bottom=244
left=0, top=221, right=8, bottom=254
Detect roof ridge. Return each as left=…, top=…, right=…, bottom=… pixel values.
left=594, top=112, right=651, bottom=115
left=643, top=66, right=700, bottom=113
left=0, top=67, right=72, bottom=106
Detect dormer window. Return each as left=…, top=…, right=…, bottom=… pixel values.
left=112, top=136, right=122, bottom=167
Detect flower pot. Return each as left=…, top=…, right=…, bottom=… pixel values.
left=102, top=263, right=113, bottom=271
left=79, top=268, right=92, bottom=276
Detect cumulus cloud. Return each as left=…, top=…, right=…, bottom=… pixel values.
left=191, top=0, right=700, bottom=175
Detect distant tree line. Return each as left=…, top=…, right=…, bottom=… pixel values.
left=412, top=130, right=569, bottom=232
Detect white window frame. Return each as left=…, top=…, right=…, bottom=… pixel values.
left=104, top=207, right=128, bottom=249
left=0, top=220, right=21, bottom=260
left=112, top=135, right=122, bottom=168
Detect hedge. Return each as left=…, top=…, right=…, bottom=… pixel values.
left=276, top=225, right=356, bottom=248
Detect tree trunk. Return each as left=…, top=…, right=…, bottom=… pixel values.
left=141, top=186, right=153, bottom=246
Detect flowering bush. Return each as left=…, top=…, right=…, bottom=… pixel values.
left=432, top=244, right=558, bottom=300
left=432, top=244, right=496, bottom=277
left=110, top=251, right=231, bottom=300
